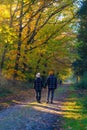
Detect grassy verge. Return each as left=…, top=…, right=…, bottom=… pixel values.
left=61, top=85, right=87, bottom=130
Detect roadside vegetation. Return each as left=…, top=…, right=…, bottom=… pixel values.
left=59, top=85, right=87, bottom=130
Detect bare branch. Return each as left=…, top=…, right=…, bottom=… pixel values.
left=27, top=14, right=77, bottom=52
left=22, top=2, right=74, bottom=43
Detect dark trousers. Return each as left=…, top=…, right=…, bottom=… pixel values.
left=35, top=90, right=41, bottom=102
left=47, top=89, right=55, bottom=102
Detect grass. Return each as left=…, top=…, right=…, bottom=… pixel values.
left=61, top=85, right=87, bottom=130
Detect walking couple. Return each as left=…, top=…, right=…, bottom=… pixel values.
left=34, top=70, right=57, bottom=104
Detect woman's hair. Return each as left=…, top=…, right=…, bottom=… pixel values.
left=49, top=70, right=54, bottom=75
left=36, top=73, right=40, bottom=78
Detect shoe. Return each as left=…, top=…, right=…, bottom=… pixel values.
left=38, top=100, right=41, bottom=103
left=51, top=101, right=53, bottom=104
left=46, top=101, right=49, bottom=103
left=37, top=100, right=39, bottom=103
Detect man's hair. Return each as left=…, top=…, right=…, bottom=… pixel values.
left=49, top=70, right=54, bottom=75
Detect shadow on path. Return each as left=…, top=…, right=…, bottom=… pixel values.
left=0, top=84, right=71, bottom=130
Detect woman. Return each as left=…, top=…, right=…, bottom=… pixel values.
left=34, top=73, right=43, bottom=103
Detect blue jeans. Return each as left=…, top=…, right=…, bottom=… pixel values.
left=35, top=90, right=41, bottom=102
left=47, top=89, right=55, bottom=102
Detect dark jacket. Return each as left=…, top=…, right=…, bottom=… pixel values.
left=34, top=77, right=43, bottom=91
left=45, top=75, right=57, bottom=89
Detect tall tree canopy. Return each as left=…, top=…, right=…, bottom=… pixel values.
left=0, top=0, right=76, bottom=80
left=73, top=0, right=87, bottom=77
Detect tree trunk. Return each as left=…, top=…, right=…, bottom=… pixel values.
left=13, top=0, right=24, bottom=78
left=0, top=45, right=8, bottom=72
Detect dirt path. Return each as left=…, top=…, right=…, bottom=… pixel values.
left=0, top=84, right=70, bottom=130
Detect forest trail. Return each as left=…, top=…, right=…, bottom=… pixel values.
left=0, top=84, right=70, bottom=130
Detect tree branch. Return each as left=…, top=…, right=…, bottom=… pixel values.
left=27, top=14, right=77, bottom=52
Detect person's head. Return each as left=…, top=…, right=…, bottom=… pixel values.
left=49, top=70, right=54, bottom=76
left=36, top=73, right=40, bottom=78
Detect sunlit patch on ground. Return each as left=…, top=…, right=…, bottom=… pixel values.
left=62, top=97, right=87, bottom=119
left=25, top=101, right=63, bottom=115
left=12, top=100, right=24, bottom=104
left=61, top=87, right=87, bottom=130
left=62, top=99, right=82, bottom=119
left=0, top=102, right=10, bottom=110
left=1, top=85, right=87, bottom=130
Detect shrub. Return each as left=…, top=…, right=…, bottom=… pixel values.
left=0, top=88, right=12, bottom=97
left=75, top=72, right=87, bottom=89
left=82, top=96, right=87, bottom=109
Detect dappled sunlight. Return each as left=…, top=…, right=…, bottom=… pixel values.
left=12, top=97, right=84, bottom=120
left=10, top=92, right=87, bottom=121
left=31, top=105, right=62, bottom=115
left=61, top=97, right=86, bottom=119
left=30, top=102, right=47, bottom=106
left=27, top=100, right=63, bottom=108
left=27, top=101, right=63, bottom=115
left=62, top=111, right=82, bottom=119
left=12, top=100, right=25, bottom=104
left=0, top=102, right=10, bottom=109
left=12, top=99, right=63, bottom=116
left=63, top=99, right=81, bottom=110
left=1, top=85, right=87, bottom=130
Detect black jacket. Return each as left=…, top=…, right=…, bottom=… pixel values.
left=45, top=75, right=57, bottom=89
left=34, top=77, right=43, bottom=91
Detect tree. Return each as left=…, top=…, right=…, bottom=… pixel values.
left=0, top=0, right=77, bottom=80
left=73, top=0, right=87, bottom=78
left=0, top=1, right=17, bottom=72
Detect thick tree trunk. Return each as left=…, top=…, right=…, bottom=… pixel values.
left=0, top=45, right=8, bottom=72
left=13, top=0, right=24, bottom=78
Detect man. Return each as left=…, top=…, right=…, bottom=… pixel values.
left=45, top=70, right=57, bottom=104
left=34, top=73, right=43, bottom=103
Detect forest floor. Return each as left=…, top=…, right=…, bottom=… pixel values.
left=0, top=84, right=83, bottom=130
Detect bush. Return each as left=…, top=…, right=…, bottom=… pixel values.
left=75, top=72, right=87, bottom=89
left=0, top=74, right=8, bottom=87
left=82, top=96, right=87, bottom=109
left=0, top=88, right=12, bottom=97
